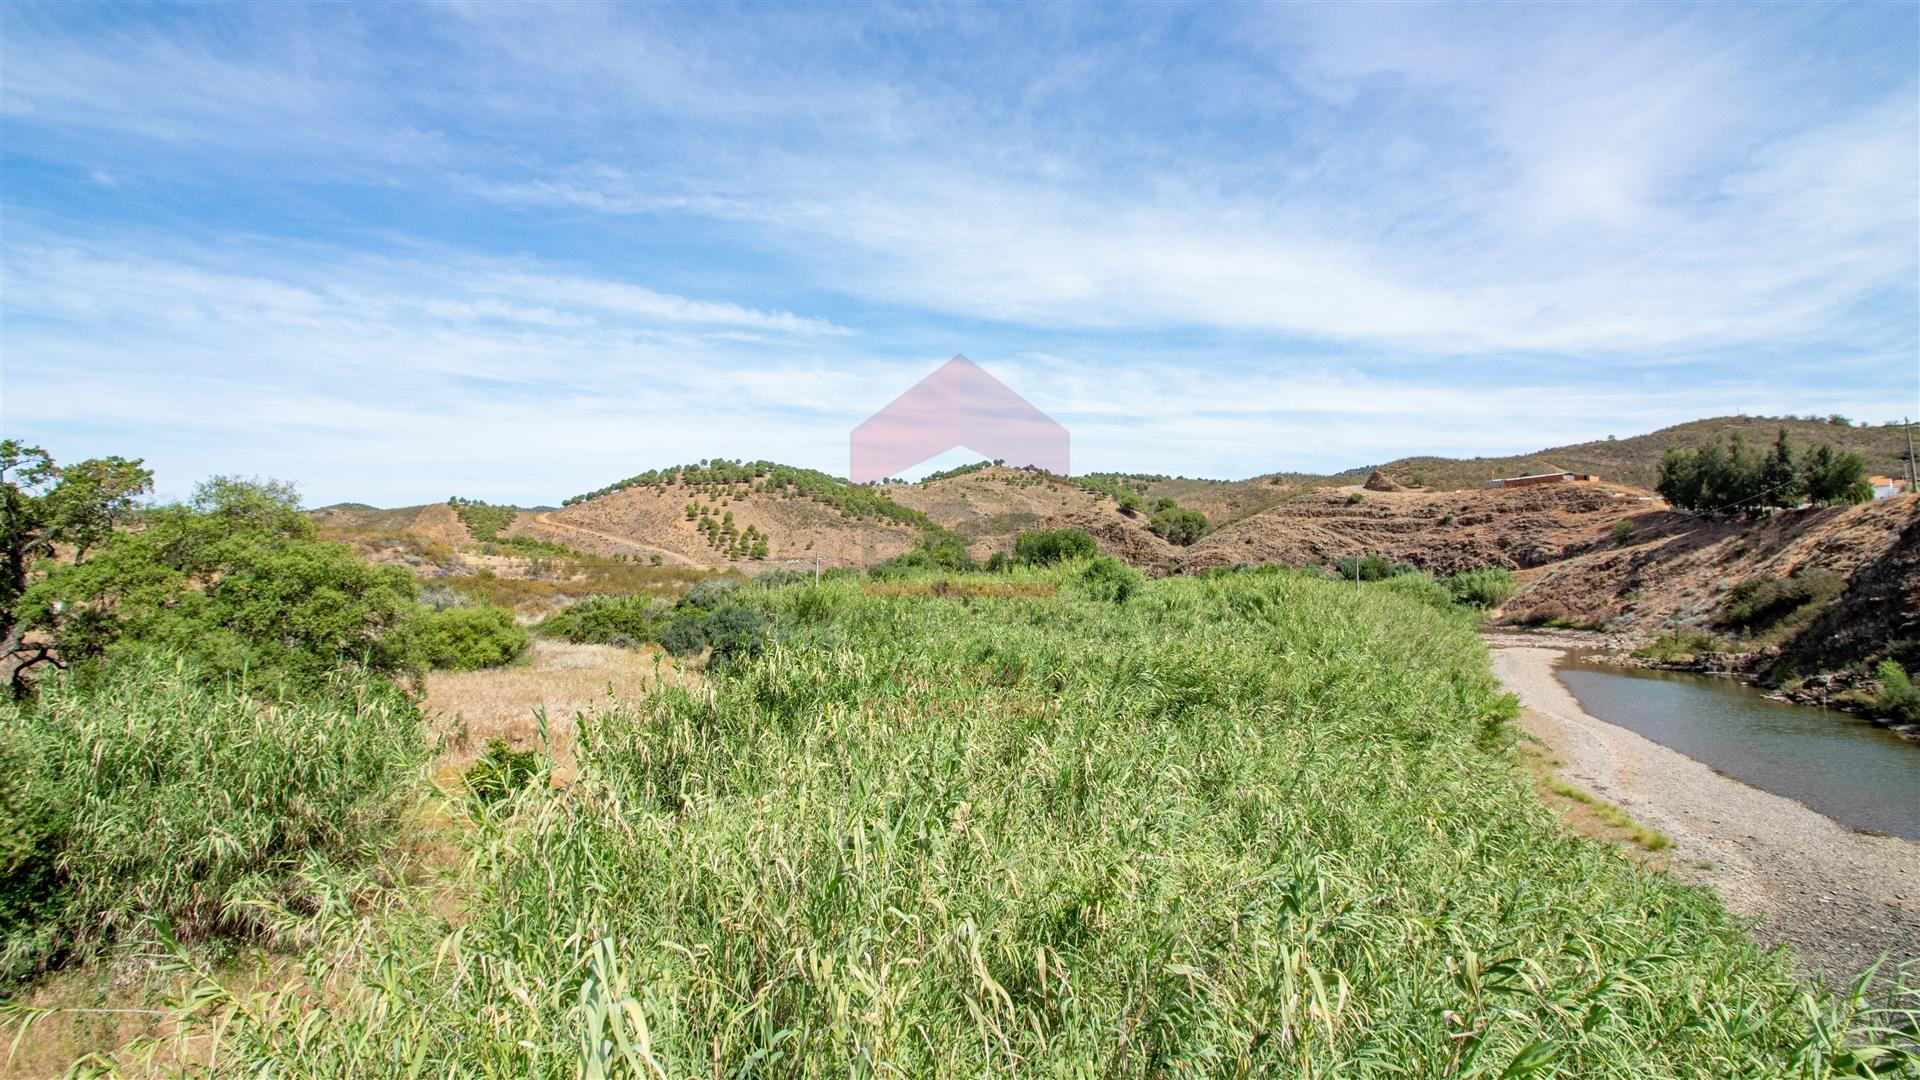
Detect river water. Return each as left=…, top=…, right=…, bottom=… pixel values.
left=1556, top=660, right=1920, bottom=842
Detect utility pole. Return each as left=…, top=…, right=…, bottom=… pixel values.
left=1906, top=416, right=1917, bottom=492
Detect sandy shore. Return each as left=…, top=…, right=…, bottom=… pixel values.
left=1488, top=638, right=1920, bottom=986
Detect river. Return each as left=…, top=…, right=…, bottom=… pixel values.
left=1556, top=659, right=1920, bottom=842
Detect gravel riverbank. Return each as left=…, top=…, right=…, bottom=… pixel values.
left=1488, top=638, right=1920, bottom=987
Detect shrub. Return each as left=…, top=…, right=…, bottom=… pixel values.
left=537, top=595, right=668, bottom=647
left=1874, top=661, right=1920, bottom=723
left=1148, top=507, right=1210, bottom=546
left=682, top=579, right=741, bottom=612
left=1717, top=567, right=1845, bottom=636
left=1332, top=553, right=1395, bottom=582
left=1075, top=554, right=1143, bottom=604
left=1446, top=567, right=1517, bottom=609
left=1345, top=492, right=1364, bottom=505
left=0, top=654, right=424, bottom=982
left=398, top=605, right=529, bottom=670
left=658, top=616, right=708, bottom=658
left=1013, top=528, right=1097, bottom=566
left=868, top=533, right=976, bottom=579
left=1611, top=519, right=1636, bottom=545
left=705, top=605, right=769, bottom=666
left=416, top=583, right=475, bottom=611
left=1513, top=599, right=1611, bottom=631
left=465, top=738, right=541, bottom=804
left=1634, top=630, right=1726, bottom=660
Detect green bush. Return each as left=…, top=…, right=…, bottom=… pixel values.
left=536, top=595, right=668, bottom=647
left=658, top=616, right=708, bottom=658
left=1013, top=527, right=1097, bottom=566
left=868, top=532, right=976, bottom=579
left=1874, top=661, right=1920, bottom=723
left=0, top=654, right=424, bottom=982
left=1075, top=554, right=1143, bottom=604
left=465, top=738, right=542, bottom=805
left=1332, top=553, right=1396, bottom=581
left=682, top=579, right=741, bottom=611
left=1446, top=567, right=1517, bottom=609
left=1633, top=629, right=1726, bottom=660
left=1611, top=519, right=1636, bottom=545
left=1345, top=492, right=1364, bottom=505
left=398, top=605, right=529, bottom=670
left=1148, top=507, right=1210, bottom=546
left=1717, top=567, right=1845, bottom=636
left=705, top=605, right=769, bottom=666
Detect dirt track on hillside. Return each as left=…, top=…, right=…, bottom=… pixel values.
left=1489, top=639, right=1920, bottom=987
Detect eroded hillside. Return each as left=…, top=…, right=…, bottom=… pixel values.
left=1182, top=482, right=1654, bottom=575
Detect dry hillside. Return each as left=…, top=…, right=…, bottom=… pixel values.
left=1182, top=482, right=1654, bottom=575
left=1333, top=416, right=1916, bottom=492
left=1507, top=495, right=1919, bottom=663
left=512, top=483, right=920, bottom=569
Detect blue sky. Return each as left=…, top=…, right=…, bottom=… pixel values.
left=2, top=2, right=1915, bottom=506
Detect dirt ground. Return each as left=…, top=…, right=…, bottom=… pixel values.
left=1489, top=637, right=1920, bottom=987
left=421, top=639, right=697, bottom=790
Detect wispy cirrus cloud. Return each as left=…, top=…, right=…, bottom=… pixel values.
left=1, top=2, right=1913, bottom=502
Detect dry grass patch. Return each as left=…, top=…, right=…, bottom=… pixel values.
left=861, top=580, right=1058, bottom=598
left=422, top=640, right=695, bottom=790
left=1515, top=718, right=1677, bottom=862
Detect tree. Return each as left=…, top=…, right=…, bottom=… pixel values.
left=20, top=476, right=418, bottom=691
left=1758, top=428, right=1800, bottom=509
left=1, top=442, right=153, bottom=694
left=1801, top=445, right=1872, bottom=506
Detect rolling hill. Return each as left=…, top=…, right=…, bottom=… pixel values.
left=309, top=416, right=1918, bottom=676
left=1316, top=416, right=1916, bottom=492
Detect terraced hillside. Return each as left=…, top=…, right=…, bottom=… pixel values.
left=1183, top=481, right=1653, bottom=575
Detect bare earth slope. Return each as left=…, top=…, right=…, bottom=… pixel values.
left=1181, top=482, right=1651, bottom=575
left=1507, top=495, right=1919, bottom=659
left=880, top=467, right=1105, bottom=541
left=511, top=483, right=920, bottom=570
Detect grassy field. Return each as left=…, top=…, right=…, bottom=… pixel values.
left=102, top=568, right=1909, bottom=1077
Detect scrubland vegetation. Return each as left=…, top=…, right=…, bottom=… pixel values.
left=4, top=445, right=1917, bottom=1074
left=46, top=567, right=1900, bottom=1075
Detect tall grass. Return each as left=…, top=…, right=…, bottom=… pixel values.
left=130, top=574, right=1920, bottom=1073
left=0, top=653, right=426, bottom=983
